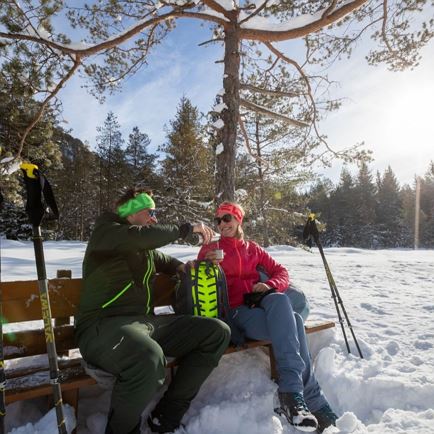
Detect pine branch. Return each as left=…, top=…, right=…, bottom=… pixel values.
left=240, top=83, right=301, bottom=98
left=0, top=9, right=226, bottom=58
left=240, top=98, right=309, bottom=128
left=381, top=0, right=412, bottom=68
left=240, top=0, right=368, bottom=42
left=238, top=115, right=270, bottom=174
left=15, top=55, right=82, bottom=159
left=239, top=0, right=270, bottom=25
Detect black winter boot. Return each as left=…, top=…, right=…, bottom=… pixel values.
left=274, top=391, right=318, bottom=432
left=147, top=409, right=184, bottom=434
left=312, top=403, right=338, bottom=433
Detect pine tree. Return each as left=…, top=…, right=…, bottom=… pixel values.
left=400, top=184, right=416, bottom=248
left=125, top=126, right=158, bottom=188
left=419, top=162, right=434, bottom=247
left=159, top=97, right=214, bottom=223
left=49, top=129, right=99, bottom=240
left=353, top=162, right=377, bottom=247
left=96, top=112, right=127, bottom=213
left=327, top=168, right=357, bottom=246
left=375, top=166, right=407, bottom=247
left=0, top=61, right=62, bottom=203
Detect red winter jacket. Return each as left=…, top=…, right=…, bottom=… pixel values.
left=197, top=236, right=290, bottom=308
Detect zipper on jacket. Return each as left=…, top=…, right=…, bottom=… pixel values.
left=234, top=243, right=243, bottom=279
left=143, top=256, right=153, bottom=314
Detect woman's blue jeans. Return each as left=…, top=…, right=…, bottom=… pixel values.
left=230, top=293, right=327, bottom=412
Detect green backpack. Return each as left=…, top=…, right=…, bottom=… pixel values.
left=175, top=260, right=246, bottom=346
left=175, top=260, right=229, bottom=318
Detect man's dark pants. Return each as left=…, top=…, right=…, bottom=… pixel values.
left=77, top=315, right=231, bottom=433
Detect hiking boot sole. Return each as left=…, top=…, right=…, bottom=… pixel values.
left=274, top=407, right=318, bottom=432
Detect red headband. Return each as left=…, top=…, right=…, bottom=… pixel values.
left=215, top=203, right=244, bottom=224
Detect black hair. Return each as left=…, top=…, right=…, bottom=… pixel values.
left=114, top=187, right=153, bottom=209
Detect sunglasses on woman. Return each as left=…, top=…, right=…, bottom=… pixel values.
left=147, top=209, right=157, bottom=218
left=214, top=214, right=233, bottom=225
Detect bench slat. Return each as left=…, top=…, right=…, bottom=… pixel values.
left=6, top=372, right=96, bottom=404
left=1, top=279, right=81, bottom=323
left=4, top=325, right=75, bottom=360
left=0, top=274, right=177, bottom=324
left=3, top=320, right=335, bottom=360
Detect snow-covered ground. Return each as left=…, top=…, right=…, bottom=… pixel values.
left=1, top=239, right=434, bottom=434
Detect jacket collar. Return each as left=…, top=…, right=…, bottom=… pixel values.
left=220, top=236, right=245, bottom=248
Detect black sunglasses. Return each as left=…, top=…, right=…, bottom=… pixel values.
left=147, top=209, right=157, bottom=218
left=214, top=214, right=233, bottom=225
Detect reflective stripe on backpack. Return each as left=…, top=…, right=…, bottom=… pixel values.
left=176, top=260, right=228, bottom=319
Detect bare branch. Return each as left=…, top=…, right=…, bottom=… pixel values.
left=97, top=23, right=159, bottom=88
left=202, top=0, right=234, bottom=18
left=238, top=116, right=270, bottom=172
left=15, top=56, right=82, bottom=159
left=240, top=0, right=368, bottom=41
left=322, top=0, right=338, bottom=19
left=199, top=37, right=224, bottom=47
left=381, top=0, right=411, bottom=67
left=240, top=83, right=301, bottom=98
left=265, top=55, right=280, bottom=73
left=239, top=0, right=269, bottom=25
left=240, top=98, right=309, bottom=128
left=263, top=42, right=345, bottom=157
left=0, top=9, right=227, bottom=57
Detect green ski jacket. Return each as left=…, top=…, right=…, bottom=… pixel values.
left=75, top=212, right=189, bottom=336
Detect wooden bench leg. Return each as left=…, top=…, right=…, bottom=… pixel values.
left=268, top=345, right=278, bottom=381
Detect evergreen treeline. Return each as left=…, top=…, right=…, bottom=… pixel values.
left=1, top=95, right=433, bottom=249
left=307, top=163, right=434, bottom=248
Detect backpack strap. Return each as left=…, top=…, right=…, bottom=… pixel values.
left=215, top=265, right=246, bottom=347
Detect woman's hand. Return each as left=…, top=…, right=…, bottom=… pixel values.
left=252, top=282, right=270, bottom=293
left=204, top=250, right=223, bottom=265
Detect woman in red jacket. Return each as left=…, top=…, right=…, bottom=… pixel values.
left=198, top=202, right=337, bottom=433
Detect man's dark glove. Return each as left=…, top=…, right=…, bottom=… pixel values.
left=243, top=289, right=275, bottom=308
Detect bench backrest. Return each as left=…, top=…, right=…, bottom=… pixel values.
left=0, top=273, right=177, bottom=360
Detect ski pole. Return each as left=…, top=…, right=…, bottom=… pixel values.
left=303, top=213, right=364, bottom=359
left=20, top=163, right=67, bottom=434
left=0, top=189, right=6, bottom=434
left=0, top=271, right=5, bottom=434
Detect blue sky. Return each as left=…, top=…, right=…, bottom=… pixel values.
left=58, top=20, right=434, bottom=187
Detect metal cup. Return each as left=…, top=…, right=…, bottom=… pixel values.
left=214, top=249, right=224, bottom=260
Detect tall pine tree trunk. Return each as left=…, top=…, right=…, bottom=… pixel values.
left=216, top=18, right=240, bottom=202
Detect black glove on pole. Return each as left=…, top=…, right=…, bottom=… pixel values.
left=20, top=163, right=67, bottom=434
left=303, top=213, right=363, bottom=359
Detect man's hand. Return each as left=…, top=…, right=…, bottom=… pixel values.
left=252, top=282, right=270, bottom=293
left=176, top=261, right=195, bottom=274
left=192, top=222, right=218, bottom=244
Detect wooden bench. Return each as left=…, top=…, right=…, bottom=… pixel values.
left=1, top=270, right=335, bottom=421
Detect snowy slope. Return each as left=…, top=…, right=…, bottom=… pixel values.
left=1, top=240, right=434, bottom=434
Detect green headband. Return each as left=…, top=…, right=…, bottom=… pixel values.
left=117, top=193, right=156, bottom=218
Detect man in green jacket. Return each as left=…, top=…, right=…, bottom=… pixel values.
left=75, top=188, right=231, bottom=434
